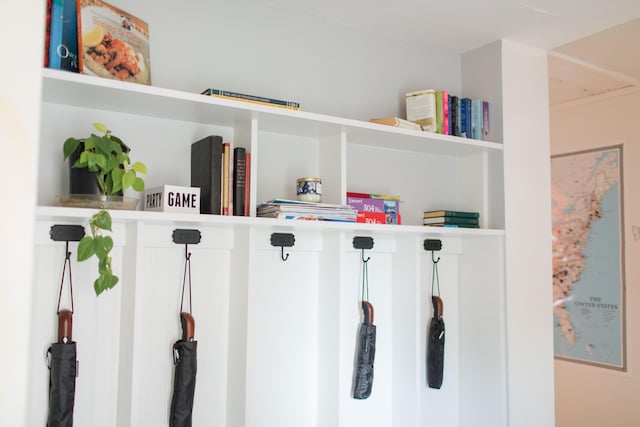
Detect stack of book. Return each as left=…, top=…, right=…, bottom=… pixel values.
left=257, top=199, right=357, bottom=222
left=202, top=88, right=301, bottom=111
left=406, top=89, right=489, bottom=141
left=347, top=192, right=402, bottom=225
left=191, top=135, right=251, bottom=217
left=423, top=210, right=480, bottom=228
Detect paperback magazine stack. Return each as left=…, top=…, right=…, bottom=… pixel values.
left=423, top=210, right=480, bottom=228
left=346, top=192, right=402, bottom=225
left=406, top=89, right=489, bottom=141
left=257, top=199, right=357, bottom=222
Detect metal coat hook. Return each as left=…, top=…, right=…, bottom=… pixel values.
left=424, top=239, right=443, bottom=264
left=353, top=236, right=374, bottom=263
left=270, top=233, right=295, bottom=262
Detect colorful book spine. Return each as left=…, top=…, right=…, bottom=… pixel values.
left=483, top=101, right=490, bottom=140
left=244, top=152, right=251, bottom=217
left=472, top=99, right=483, bottom=140
left=423, top=210, right=479, bottom=219
left=202, top=88, right=300, bottom=110
left=405, top=89, right=436, bottom=132
left=48, top=0, right=79, bottom=72
left=442, top=91, right=449, bottom=135
left=356, top=212, right=402, bottom=225
left=346, top=192, right=401, bottom=201
left=435, top=90, right=443, bottom=134
left=222, top=142, right=231, bottom=215
left=347, top=197, right=399, bottom=214
left=460, top=98, right=472, bottom=138
left=423, top=216, right=479, bottom=225
left=456, top=96, right=462, bottom=136
left=450, top=96, right=459, bottom=136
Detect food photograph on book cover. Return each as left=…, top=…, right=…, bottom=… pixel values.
left=79, top=0, right=151, bottom=85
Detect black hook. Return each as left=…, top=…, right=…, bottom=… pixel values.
left=424, top=239, right=442, bottom=264
left=270, top=233, right=295, bottom=262
left=361, top=249, right=370, bottom=263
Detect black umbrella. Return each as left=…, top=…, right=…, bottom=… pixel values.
left=353, top=243, right=376, bottom=400
left=353, top=301, right=376, bottom=399
left=170, top=312, right=197, bottom=427
left=427, top=296, right=445, bottom=389
left=47, top=233, right=78, bottom=427
left=426, top=245, right=445, bottom=389
left=169, top=234, right=198, bottom=427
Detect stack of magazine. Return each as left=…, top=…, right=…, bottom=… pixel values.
left=257, top=199, right=357, bottom=222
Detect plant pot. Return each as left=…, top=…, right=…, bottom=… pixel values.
left=68, top=146, right=100, bottom=195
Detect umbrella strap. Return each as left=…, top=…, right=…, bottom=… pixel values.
left=361, top=254, right=369, bottom=302
left=57, top=241, right=75, bottom=314
left=431, top=255, right=441, bottom=298
left=180, top=246, right=193, bottom=314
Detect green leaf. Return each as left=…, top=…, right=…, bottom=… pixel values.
left=94, top=271, right=119, bottom=296
left=84, top=135, right=97, bottom=150
left=93, top=210, right=112, bottom=231
left=111, top=168, right=123, bottom=189
left=132, top=162, right=147, bottom=174
left=93, top=235, right=113, bottom=259
left=88, top=152, right=107, bottom=170
left=77, top=236, right=95, bottom=261
left=93, top=122, right=109, bottom=134
left=132, top=177, right=145, bottom=192
left=94, top=135, right=114, bottom=156
left=63, top=138, right=80, bottom=159
left=122, top=170, right=135, bottom=191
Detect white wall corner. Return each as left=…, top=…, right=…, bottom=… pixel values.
left=501, top=40, right=556, bottom=427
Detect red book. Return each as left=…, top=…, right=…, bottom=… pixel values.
left=356, top=212, right=402, bottom=225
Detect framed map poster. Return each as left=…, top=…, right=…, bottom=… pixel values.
left=551, top=146, right=625, bottom=370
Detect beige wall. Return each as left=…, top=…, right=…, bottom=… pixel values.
left=551, top=90, right=640, bottom=427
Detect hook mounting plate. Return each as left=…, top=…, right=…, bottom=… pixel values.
left=352, top=236, right=374, bottom=250
left=50, top=225, right=85, bottom=242
left=172, top=229, right=201, bottom=245
left=423, top=239, right=442, bottom=251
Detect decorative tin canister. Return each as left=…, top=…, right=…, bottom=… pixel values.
left=296, top=177, right=322, bottom=202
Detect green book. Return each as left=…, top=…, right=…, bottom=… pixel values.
left=435, top=90, right=443, bottom=134
left=423, top=210, right=479, bottom=219
left=423, top=216, right=479, bottom=225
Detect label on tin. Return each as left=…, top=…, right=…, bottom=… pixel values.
left=296, top=179, right=322, bottom=196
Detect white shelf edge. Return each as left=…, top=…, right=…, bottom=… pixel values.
left=41, top=68, right=504, bottom=155
left=36, top=206, right=505, bottom=237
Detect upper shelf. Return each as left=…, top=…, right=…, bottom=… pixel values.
left=41, top=69, right=504, bottom=157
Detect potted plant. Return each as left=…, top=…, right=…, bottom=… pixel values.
left=63, top=123, right=147, bottom=295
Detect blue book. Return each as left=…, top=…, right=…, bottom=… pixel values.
left=472, top=99, right=484, bottom=140
left=48, top=0, right=79, bottom=72
left=460, top=98, right=472, bottom=138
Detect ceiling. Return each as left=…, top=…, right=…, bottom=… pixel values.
left=263, top=0, right=640, bottom=106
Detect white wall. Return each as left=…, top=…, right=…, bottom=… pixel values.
left=135, top=0, right=462, bottom=121
left=551, top=90, right=640, bottom=427
left=0, top=0, right=43, bottom=425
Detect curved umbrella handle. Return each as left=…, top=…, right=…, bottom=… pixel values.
left=180, top=312, right=195, bottom=342
left=58, top=309, right=73, bottom=343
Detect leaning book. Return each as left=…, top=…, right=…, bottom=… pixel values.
left=78, top=0, right=151, bottom=85
left=202, top=88, right=301, bottom=110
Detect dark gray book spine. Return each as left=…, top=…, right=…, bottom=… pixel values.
left=232, top=147, right=246, bottom=216
left=191, top=135, right=223, bottom=214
